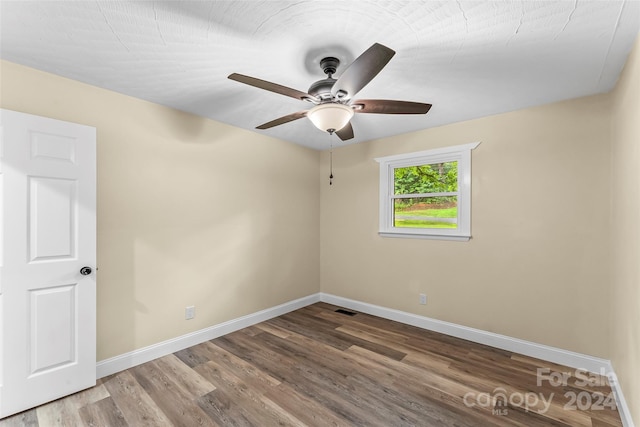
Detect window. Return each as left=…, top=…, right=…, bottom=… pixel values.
left=375, top=142, right=480, bottom=241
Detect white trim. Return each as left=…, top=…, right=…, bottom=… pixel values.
left=378, top=232, right=470, bottom=241
left=319, top=293, right=610, bottom=373
left=96, top=293, right=320, bottom=378
left=607, top=369, right=636, bottom=427
left=374, top=141, right=481, bottom=163
left=375, top=142, right=480, bottom=240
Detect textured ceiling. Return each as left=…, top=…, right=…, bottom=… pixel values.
left=1, top=1, right=639, bottom=150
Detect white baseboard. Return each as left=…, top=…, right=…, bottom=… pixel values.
left=606, top=369, right=636, bottom=427
left=319, top=293, right=634, bottom=427
left=96, top=293, right=321, bottom=378
left=95, top=291, right=633, bottom=427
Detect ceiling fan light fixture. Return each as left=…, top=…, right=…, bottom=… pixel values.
left=307, top=103, right=354, bottom=133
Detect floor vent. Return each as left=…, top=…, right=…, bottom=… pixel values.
left=335, top=309, right=357, bottom=316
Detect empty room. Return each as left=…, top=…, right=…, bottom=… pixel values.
left=1, top=1, right=639, bottom=426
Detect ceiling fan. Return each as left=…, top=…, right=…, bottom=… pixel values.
left=228, top=43, right=432, bottom=141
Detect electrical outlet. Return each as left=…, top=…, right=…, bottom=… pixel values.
left=419, top=294, right=427, bottom=305
left=185, top=305, right=195, bottom=320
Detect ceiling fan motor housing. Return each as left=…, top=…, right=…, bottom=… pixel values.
left=308, top=77, right=337, bottom=101
left=308, top=57, right=341, bottom=101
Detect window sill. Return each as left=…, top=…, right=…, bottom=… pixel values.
left=378, top=231, right=471, bottom=242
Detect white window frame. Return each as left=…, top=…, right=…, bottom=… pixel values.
left=375, top=141, right=480, bottom=241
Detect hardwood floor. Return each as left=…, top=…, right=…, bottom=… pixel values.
left=1, top=302, right=623, bottom=426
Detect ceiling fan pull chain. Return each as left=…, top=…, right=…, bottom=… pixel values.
left=329, top=135, right=334, bottom=186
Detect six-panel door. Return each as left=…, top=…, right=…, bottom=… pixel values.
left=0, top=109, right=96, bottom=418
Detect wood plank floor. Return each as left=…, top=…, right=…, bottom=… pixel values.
left=1, top=303, right=623, bottom=426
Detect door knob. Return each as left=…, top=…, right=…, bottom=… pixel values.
left=80, top=266, right=92, bottom=276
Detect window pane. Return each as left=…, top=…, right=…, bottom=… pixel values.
left=394, top=161, right=458, bottom=195
left=394, top=197, right=457, bottom=229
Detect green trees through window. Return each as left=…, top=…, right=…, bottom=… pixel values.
left=393, top=162, right=458, bottom=228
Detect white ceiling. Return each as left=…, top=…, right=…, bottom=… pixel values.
left=1, top=1, right=639, bottom=150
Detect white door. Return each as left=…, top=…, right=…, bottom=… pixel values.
left=0, top=109, right=96, bottom=418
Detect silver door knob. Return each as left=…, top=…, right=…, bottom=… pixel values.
left=80, top=266, right=92, bottom=275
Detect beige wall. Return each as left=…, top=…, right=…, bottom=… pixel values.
left=0, top=60, right=320, bottom=360
left=320, top=94, right=612, bottom=358
left=611, top=36, right=640, bottom=425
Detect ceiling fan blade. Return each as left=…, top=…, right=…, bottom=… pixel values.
left=256, top=111, right=308, bottom=130
left=336, top=122, right=354, bottom=141
left=352, top=99, right=432, bottom=114
left=229, top=73, right=317, bottom=102
left=331, top=43, right=395, bottom=99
